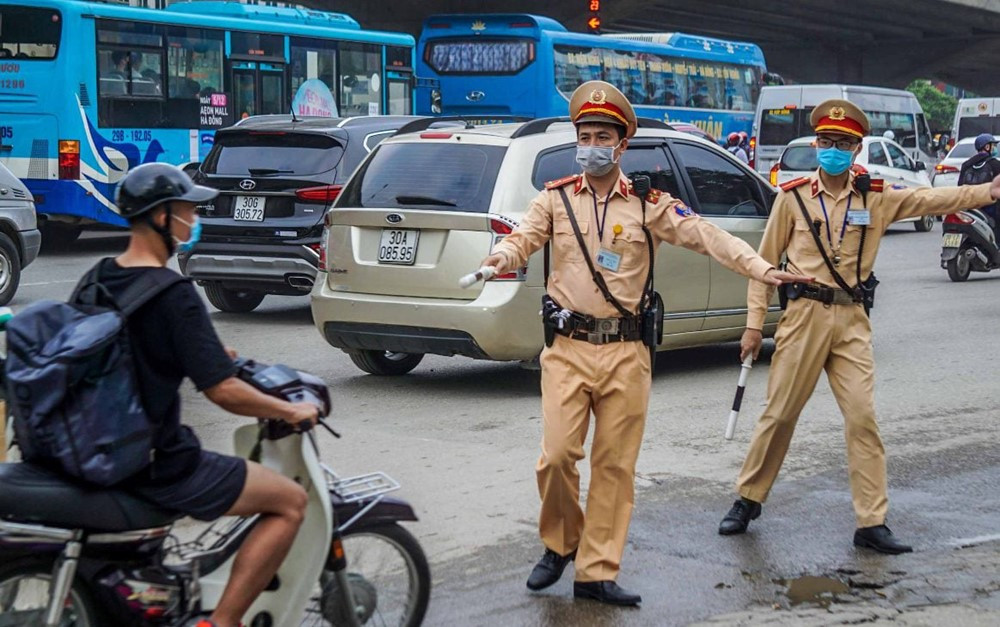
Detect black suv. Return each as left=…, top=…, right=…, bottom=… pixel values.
left=182, top=115, right=423, bottom=312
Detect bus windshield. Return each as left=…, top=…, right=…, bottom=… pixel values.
left=426, top=39, right=535, bottom=74
left=0, top=4, right=61, bottom=60
left=758, top=107, right=814, bottom=146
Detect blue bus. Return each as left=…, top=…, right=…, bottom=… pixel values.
left=416, top=14, right=769, bottom=141
left=0, top=0, right=414, bottom=244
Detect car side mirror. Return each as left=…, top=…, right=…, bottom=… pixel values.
left=914, top=161, right=926, bottom=171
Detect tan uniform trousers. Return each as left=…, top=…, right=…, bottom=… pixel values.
left=737, top=298, right=887, bottom=528
left=537, top=333, right=651, bottom=583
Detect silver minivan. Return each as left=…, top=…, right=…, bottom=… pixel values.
left=0, top=163, right=41, bottom=305
left=311, top=119, right=782, bottom=375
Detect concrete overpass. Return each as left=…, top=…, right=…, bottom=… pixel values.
left=313, top=0, right=1000, bottom=94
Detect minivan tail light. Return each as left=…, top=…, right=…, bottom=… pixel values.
left=58, top=139, right=80, bottom=180
left=296, top=185, right=342, bottom=203
left=748, top=136, right=756, bottom=169
left=489, top=216, right=524, bottom=281
left=944, top=212, right=973, bottom=225
left=769, top=162, right=780, bottom=186
left=935, top=164, right=959, bottom=174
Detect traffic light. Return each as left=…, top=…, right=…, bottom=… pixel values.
left=587, top=0, right=601, bottom=33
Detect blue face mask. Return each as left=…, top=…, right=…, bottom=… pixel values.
left=816, top=147, right=854, bottom=176
left=172, top=215, right=201, bottom=253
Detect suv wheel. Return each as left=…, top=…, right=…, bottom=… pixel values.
left=203, top=282, right=265, bottom=313
left=914, top=215, right=935, bottom=232
left=0, top=233, right=22, bottom=306
left=348, top=350, right=424, bottom=376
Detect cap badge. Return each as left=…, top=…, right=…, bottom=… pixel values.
left=829, top=106, right=846, bottom=121
left=589, top=89, right=607, bottom=105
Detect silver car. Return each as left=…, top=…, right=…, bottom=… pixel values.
left=0, top=163, right=41, bottom=305
left=311, top=119, right=782, bottom=375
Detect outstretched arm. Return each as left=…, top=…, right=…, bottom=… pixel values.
left=886, top=175, right=1000, bottom=222
left=482, top=192, right=553, bottom=274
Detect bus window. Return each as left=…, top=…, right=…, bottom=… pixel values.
left=866, top=111, right=916, bottom=147
left=426, top=39, right=534, bottom=74
left=0, top=5, right=61, bottom=59
left=98, top=49, right=164, bottom=97
left=916, top=113, right=933, bottom=156
left=554, top=45, right=602, bottom=97
left=166, top=27, right=224, bottom=99
left=290, top=37, right=338, bottom=98
left=340, top=42, right=382, bottom=115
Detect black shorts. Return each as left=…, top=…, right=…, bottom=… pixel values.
left=128, top=450, right=247, bottom=521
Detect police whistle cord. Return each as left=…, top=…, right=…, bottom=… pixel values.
left=725, top=355, right=754, bottom=440
left=458, top=266, right=497, bottom=288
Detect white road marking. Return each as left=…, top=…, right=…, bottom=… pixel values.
left=22, top=279, right=80, bottom=287
left=945, top=533, right=1000, bottom=547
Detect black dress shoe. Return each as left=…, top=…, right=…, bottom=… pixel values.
left=854, top=525, right=913, bottom=554
left=526, top=549, right=576, bottom=591
left=718, top=498, right=762, bottom=535
left=573, top=580, right=642, bottom=606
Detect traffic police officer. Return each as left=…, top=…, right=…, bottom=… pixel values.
left=481, top=81, right=803, bottom=605
left=719, top=99, right=1000, bottom=553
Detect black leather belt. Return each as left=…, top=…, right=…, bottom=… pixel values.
left=799, top=283, right=859, bottom=306
left=561, top=315, right=643, bottom=344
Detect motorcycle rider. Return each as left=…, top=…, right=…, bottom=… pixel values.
left=726, top=131, right=749, bottom=163
left=98, top=163, right=319, bottom=627
left=959, top=133, right=1000, bottom=239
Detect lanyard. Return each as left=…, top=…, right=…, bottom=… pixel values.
left=590, top=186, right=613, bottom=241
left=817, top=194, right=851, bottom=249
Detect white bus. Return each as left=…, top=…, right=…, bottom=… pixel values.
left=752, top=84, right=935, bottom=176
left=952, top=98, right=1000, bottom=142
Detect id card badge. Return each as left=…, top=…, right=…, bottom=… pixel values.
left=847, top=209, right=871, bottom=226
left=596, top=248, right=622, bottom=272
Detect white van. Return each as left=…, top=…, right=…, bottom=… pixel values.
left=752, top=84, right=936, bottom=176
left=952, top=98, right=1000, bottom=142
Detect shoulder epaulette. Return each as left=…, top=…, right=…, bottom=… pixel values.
left=850, top=164, right=869, bottom=175
left=629, top=187, right=663, bottom=203
left=779, top=177, right=810, bottom=192
left=544, top=174, right=581, bottom=190
left=869, top=178, right=884, bottom=192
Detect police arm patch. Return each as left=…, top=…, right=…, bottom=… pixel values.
left=675, top=203, right=694, bottom=218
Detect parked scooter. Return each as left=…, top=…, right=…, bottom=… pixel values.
left=0, top=355, right=431, bottom=627
left=941, top=209, right=1000, bottom=282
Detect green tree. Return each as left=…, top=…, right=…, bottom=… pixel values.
left=907, top=80, right=958, bottom=132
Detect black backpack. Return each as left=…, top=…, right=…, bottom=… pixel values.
left=959, top=161, right=996, bottom=187
left=5, top=263, right=186, bottom=486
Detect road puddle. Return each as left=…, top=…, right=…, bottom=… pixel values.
left=776, top=575, right=850, bottom=606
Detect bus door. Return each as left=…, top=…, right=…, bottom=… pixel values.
left=230, top=61, right=286, bottom=119
left=386, top=71, right=412, bottom=115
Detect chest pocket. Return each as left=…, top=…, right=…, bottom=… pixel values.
left=553, top=217, right=588, bottom=262
left=839, top=225, right=865, bottom=256
left=612, top=226, right=648, bottom=270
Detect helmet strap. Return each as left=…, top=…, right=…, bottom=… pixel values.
left=145, top=202, right=176, bottom=256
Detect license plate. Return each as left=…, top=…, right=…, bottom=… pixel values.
left=233, top=196, right=265, bottom=221
left=378, top=229, right=419, bottom=265
left=942, top=233, right=963, bottom=248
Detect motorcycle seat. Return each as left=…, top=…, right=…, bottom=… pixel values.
left=0, top=463, right=182, bottom=532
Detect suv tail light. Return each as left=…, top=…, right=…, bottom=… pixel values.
left=769, top=162, right=780, bottom=186
left=748, top=136, right=756, bottom=169
left=316, top=210, right=334, bottom=269
left=489, top=216, right=525, bottom=281
left=58, top=139, right=80, bottom=180
left=296, top=185, right=342, bottom=204
left=934, top=164, right=959, bottom=174
left=944, top=212, right=973, bottom=225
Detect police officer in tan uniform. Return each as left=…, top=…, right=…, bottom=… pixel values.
left=481, top=81, right=804, bottom=605
left=718, top=99, right=1000, bottom=553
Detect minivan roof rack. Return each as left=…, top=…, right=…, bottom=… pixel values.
left=510, top=116, right=675, bottom=139
left=394, top=115, right=532, bottom=137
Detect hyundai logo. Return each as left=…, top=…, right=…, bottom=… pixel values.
left=386, top=213, right=404, bottom=224
left=466, top=90, right=486, bottom=102
left=239, top=179, right=256, bottom=191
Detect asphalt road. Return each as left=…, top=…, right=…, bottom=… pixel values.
left=14, top=220, right=1000, bottom=625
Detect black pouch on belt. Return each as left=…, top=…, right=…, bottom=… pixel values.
left=641, top=291, right=664, bottom=349
left=781, top=281, right=806, bottom=309
left=541, top=294, right=559, bottom=347
left=858, top=273, right=879, bottom=314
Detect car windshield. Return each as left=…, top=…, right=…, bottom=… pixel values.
left=202, top=132, right=345, bottom=176
left=947, top=143, right=978, bottom=160
left=338, top=142, right=506, bottom=212
left=780, top=145, right=818, bottom=171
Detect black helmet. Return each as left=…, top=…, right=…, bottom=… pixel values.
left=115, top=162, right=218, bottom=220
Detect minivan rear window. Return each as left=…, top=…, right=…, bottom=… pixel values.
left=780, top=145, right=818, bottom=171
left=339, top=142, right=506, bottom=212
left=202, top=132, right=344, bottom=176
left=958, top=117, right=1000, bottom=139
left=758, top=107, right=813, bottom=147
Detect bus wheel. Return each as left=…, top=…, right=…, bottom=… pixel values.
left=40, top=224, right=82, bottom=253
left=0, top=233, right=22, bottom=306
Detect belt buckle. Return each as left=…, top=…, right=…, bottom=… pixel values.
left=593, top=317, right=619, bottom=335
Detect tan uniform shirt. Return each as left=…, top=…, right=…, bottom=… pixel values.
left=747, top=172, right=995, bottom=329
left=493, top=171, right=775, bottom=318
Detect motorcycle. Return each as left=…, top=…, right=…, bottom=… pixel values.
left=0, top=354, right=431, bottom=627
left=941, top=208, right=1000, bottom=282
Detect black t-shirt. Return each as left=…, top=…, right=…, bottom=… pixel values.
left=93, top=258, right=236, bottom=483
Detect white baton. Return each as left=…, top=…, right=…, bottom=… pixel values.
left=458, top=266, right=497, bottom=288
left=725, top=355, right=754, bottom=440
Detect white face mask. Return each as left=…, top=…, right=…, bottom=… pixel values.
left=576, top=141, right=622, bottom=176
